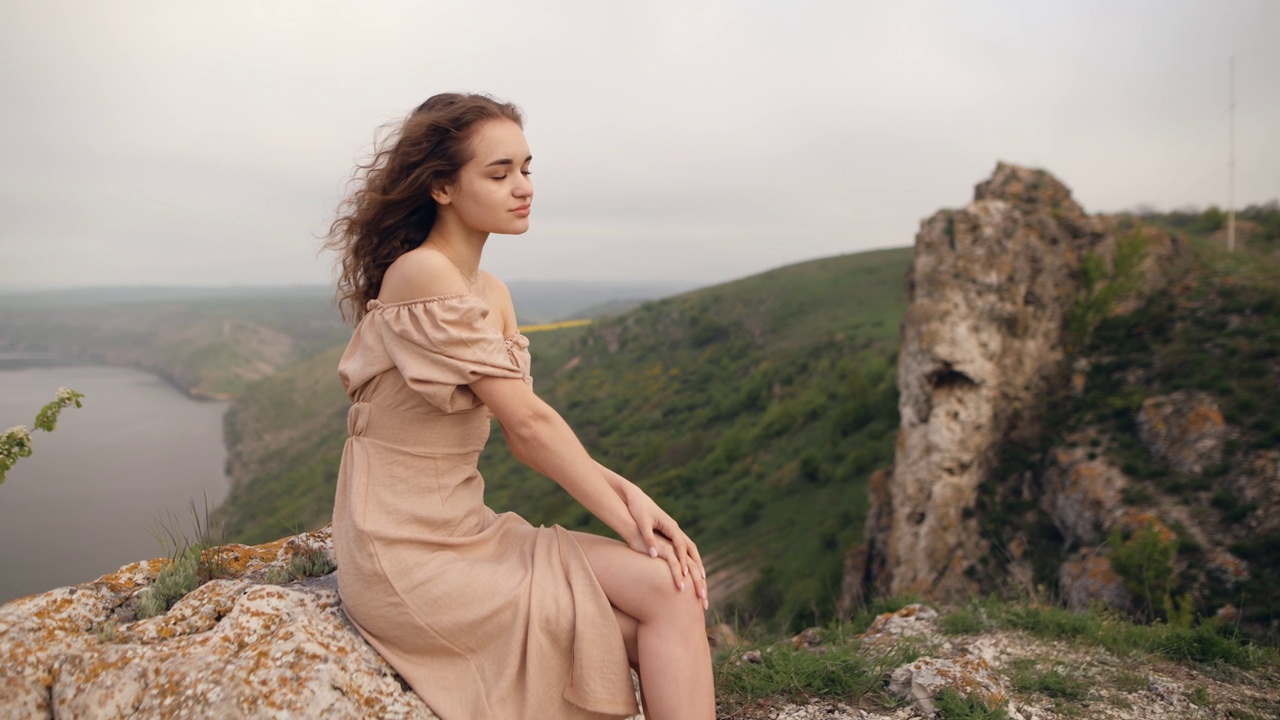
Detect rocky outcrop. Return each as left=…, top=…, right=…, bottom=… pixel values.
left=0, top=527, right=650, bottom=720
left=0, top=528, right=437, bottom=720
left=1041, top=441, right=1129, bottom=547
left=1137, top=391, right=1228, bottom=476
left=1228, top=449, right=1280, bottom=535
left=726, top=600, right=1280, bottom=719
left=861, top=162, right=1182, bottom=601
left=1059, top=548, right=1132, bottom=612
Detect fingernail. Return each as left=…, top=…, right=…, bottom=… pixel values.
left=649, top=546, right=658, bottom=558
left=701, top=569, right=707, bottom=579
left=683, top=566, right=688, bottom=576
left=703, top=599, right=709, bottom=610
left=679, top=581, right=686, bottom=591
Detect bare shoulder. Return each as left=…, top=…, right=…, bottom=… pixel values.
left=380, top=248, right=469, bottom=303
left=481, top=271, right=519, bottom=333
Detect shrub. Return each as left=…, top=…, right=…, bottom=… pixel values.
left=1108, top=522, right=1178, bottom=623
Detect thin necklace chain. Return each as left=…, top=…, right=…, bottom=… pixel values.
left=429, top=242, right=479, bottom=285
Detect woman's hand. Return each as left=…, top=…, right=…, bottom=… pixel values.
left=622, top=483, right=708, bottom=609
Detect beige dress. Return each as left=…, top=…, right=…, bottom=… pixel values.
left=332, top=294, right=638, bottom=720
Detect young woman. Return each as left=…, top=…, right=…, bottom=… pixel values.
left=326, top=93, right=715, bottom=720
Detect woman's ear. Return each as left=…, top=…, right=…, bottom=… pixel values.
left=430, top=180, right=452, bottom=206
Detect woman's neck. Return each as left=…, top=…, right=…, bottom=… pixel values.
left=424, top=217, right=488, bottom=280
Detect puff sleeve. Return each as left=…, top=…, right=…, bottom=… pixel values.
left=340, top=295, right=531, bottom=414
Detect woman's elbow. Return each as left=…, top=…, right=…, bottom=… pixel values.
left=500, top=402, right=556, bottom=450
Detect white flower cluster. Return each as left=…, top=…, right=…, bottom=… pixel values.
left=3, top=426, right=31, bottom=444
left=1, top=425, right=35, bottom=481
left=2, top=388, right=82, bottom=484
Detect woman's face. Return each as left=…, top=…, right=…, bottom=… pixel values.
left=437, top=119, right=533, bottom=235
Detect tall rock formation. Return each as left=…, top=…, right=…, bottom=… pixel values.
left=868, top=162, right=1181, bottom=600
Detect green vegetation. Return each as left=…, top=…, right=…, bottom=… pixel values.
left=939, top=595, right=1274, bottom=669
left=981, top=217, right=1280, bottom=635
left=1006, top=659, right=1089, bottom=702
left=934, top=688, right=1009, bottom=720
left=0, top=387, right=84, bottom=484
left=265, top=544, right=337, bottom=586
left=1134, top=201, right=1280, bottom=256
left=214, top=345, right=349, bottom=541
left=1064, top=229, right=1148, bottom=352
left=137, top=546, right=204, bottom=618
left=138, top=496, right=228, bottom=618
left=714, top=595, right=1278, bottom=714
left=1107, top=522, right=1182, bottom=624
left=713, top=634, right=918, bottom=711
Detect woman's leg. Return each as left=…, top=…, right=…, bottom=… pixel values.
left=571, top=531, right=715, bottom=720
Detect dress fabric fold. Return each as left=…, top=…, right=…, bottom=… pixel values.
left=332, top=294, right=639, bottom=720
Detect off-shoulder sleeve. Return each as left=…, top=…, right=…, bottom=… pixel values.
left=372, top=295, right=528, bottom=413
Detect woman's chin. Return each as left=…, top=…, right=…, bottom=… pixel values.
left=496, top=220, right=531, bottom=236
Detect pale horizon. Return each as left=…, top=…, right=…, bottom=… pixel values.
left=2, top=1, right=1276, bottom=291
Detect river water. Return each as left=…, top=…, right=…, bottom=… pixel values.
left=0, top=356, right=230, bottom=603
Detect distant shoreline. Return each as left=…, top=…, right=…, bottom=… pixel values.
left=0, top=353, right=230, bottom=403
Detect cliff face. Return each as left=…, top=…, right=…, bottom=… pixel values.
left=870, top=163, right=1182, bottom=600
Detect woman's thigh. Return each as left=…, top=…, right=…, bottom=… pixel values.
left=569, top=530, right=701, bottom=626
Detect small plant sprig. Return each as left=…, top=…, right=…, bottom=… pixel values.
left=0, top=387, right=84, bottom=485
left=137, top=493, right=228, bottom=619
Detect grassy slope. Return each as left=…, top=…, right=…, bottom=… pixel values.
left=216, top=247, right=913, bottom=630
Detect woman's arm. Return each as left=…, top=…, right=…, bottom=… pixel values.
left=477, top=277, right=706, bottom=603
left=473, top=376, right=641, bottom=546
left=473, top=375, right=706, bottom=604
left=597, top=461, right=706, bottom=582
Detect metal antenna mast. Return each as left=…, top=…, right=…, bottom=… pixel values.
left=1228, top=55, right=1236, bottom=253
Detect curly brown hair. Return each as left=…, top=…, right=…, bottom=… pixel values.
left=325, top=93, right=523, bottom=323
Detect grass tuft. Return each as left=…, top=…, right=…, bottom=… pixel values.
left=1007, top=659, right=1090, bottom=700
left=714, top=620, right=920, bottom=711
left=934, top=687, right=1009, bottom=720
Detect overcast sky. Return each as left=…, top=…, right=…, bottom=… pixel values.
left=0, top=1, right=1276, bottom=290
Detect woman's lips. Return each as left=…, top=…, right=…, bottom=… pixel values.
left=512, top=205, right=531, bottom=218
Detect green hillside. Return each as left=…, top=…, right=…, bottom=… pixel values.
left=215, top=247, right=913, bottom=630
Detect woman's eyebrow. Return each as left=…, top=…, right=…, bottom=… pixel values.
left=484, top=155, right=533, bottom=168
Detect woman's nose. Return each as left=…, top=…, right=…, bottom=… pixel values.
left=514, top=176, right=532, bottom=198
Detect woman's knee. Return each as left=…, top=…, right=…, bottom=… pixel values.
left=572, top=531, right=697, bottom=622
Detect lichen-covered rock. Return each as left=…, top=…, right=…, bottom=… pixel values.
left=51, top=577, right=432, bottom=720
left=1137, top=391, right=1227, bottom=476
left=888, top=654, right=1010, bottom=716
left=858, top=603, right=939, bottom=647
left=1228, top=449, right=1280, bottom=534
left=1059, top=548, right=1132, bottom=612
left=875, top=162, right=1183, bottom=600
left=1205, top=549, right=1249, bottom=588
left=1041, top=443, right=1128, bottom=546
left=0, top=527, right=437, bottom=720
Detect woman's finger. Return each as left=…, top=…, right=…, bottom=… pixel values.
left=679, top=537, right=708, bottom=608
left=653, top=539, right=684, bottom=591
left=686, top=537, right=706, bottom=579
left=642, top=528, right=660, bottom=558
